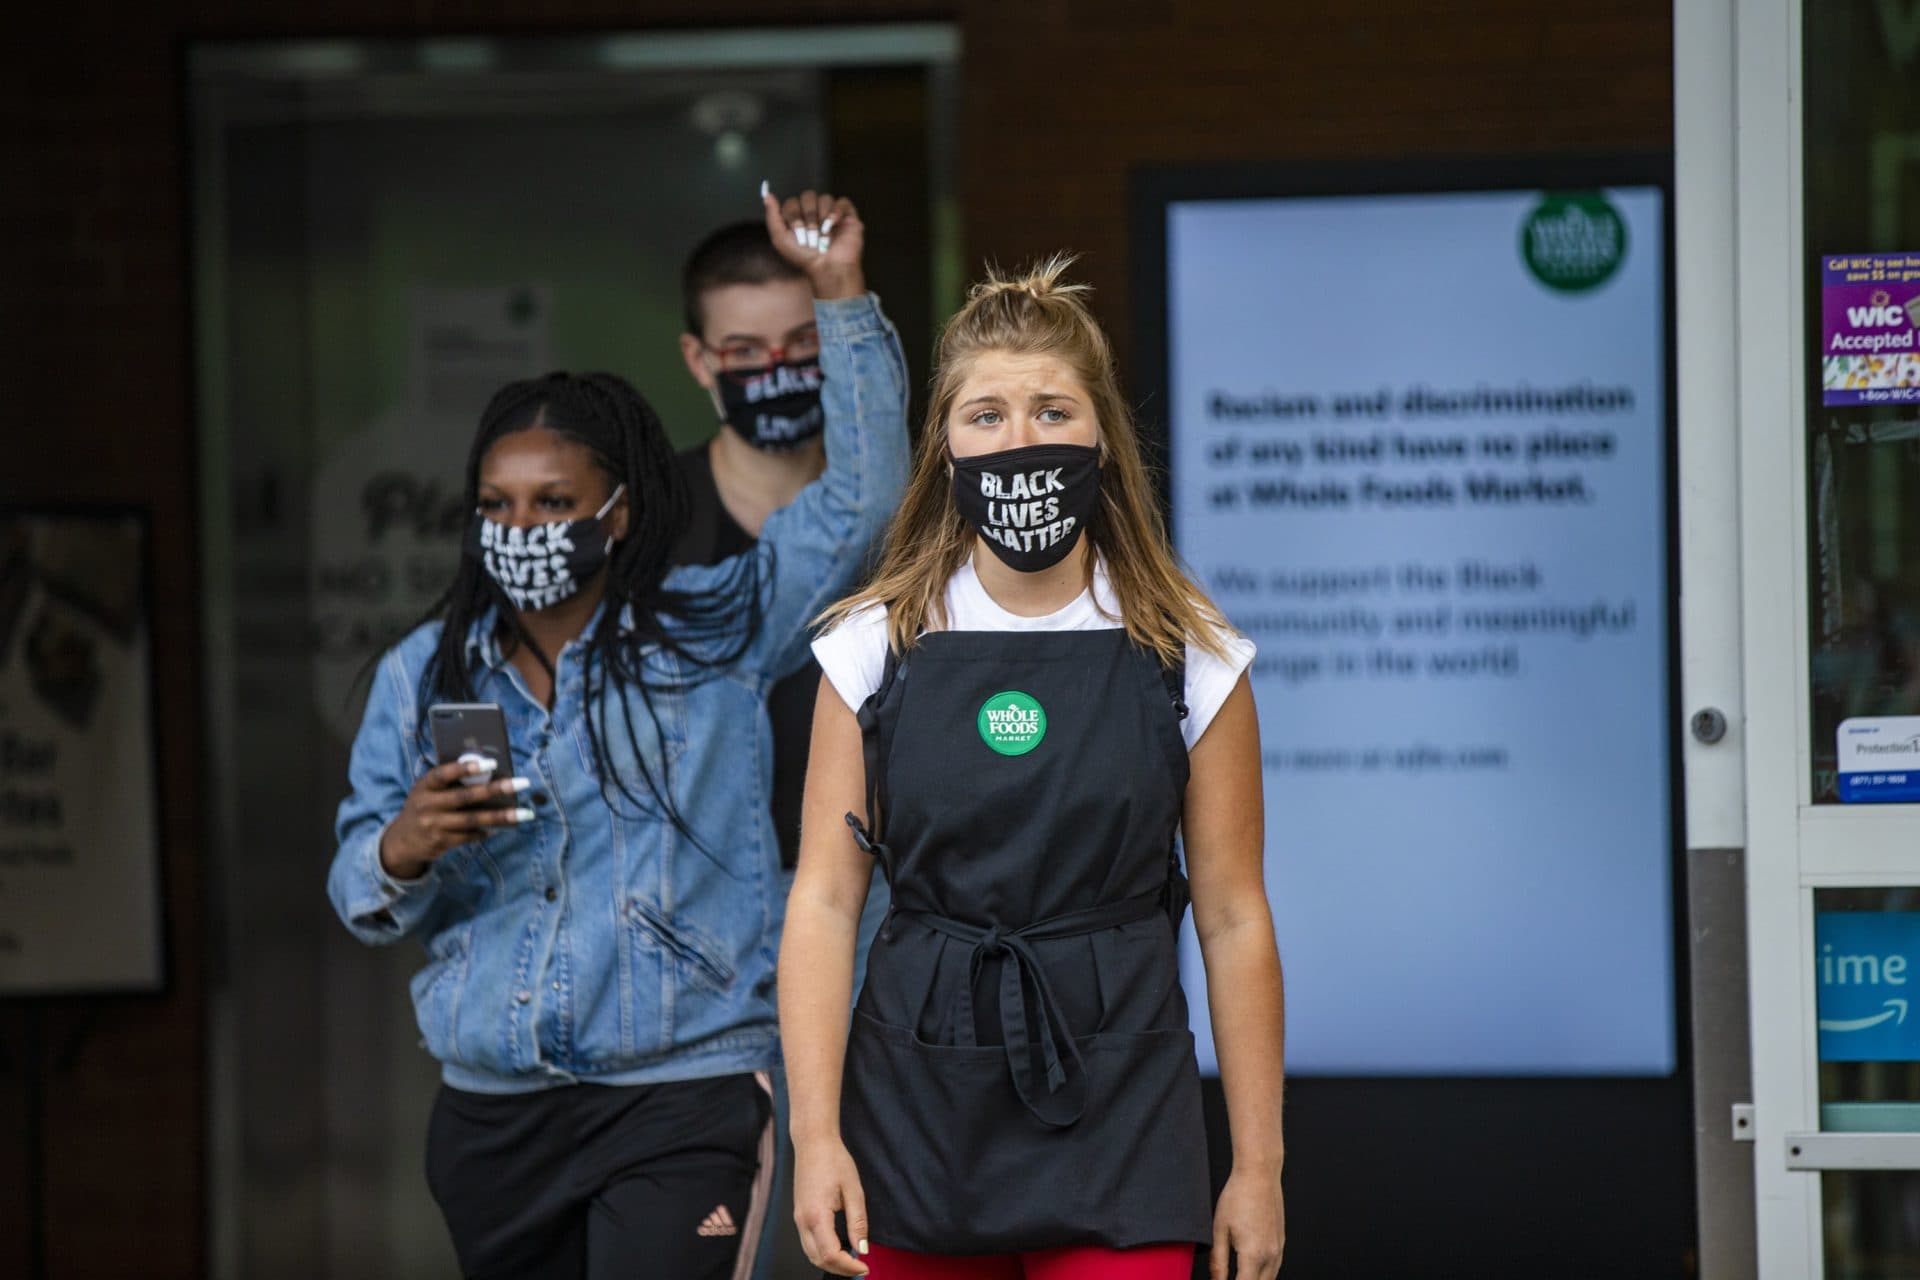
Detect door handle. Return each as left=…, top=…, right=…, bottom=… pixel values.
left=1785, top=1132, right=1920, bottom=1170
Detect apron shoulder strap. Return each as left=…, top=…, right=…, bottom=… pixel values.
left=850, top=641, right=909, bottom=855
left=1159, top=648, right=1189, bottom=721
left=1156, top=642, right=1192, bottom=928
left=878, top=641, right=902, bottom=703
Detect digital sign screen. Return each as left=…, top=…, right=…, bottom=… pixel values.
left=1158, top=181, right=1675, bottom=1076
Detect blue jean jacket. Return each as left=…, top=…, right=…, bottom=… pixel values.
left=328, top=293, right=907, bottom=1093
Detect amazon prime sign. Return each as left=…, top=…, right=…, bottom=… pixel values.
left=1817, top=911, right=1920, bottom=1062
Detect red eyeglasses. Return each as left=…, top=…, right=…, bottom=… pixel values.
left=701, top=334, right=822, bottom=381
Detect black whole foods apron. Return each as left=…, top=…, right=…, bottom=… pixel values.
left=842, top=627, right=1212, bottom=1254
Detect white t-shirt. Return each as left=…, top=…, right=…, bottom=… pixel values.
left=811, top=558, right=1256, bottom=750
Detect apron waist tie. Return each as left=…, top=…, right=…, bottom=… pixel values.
left=893, top=891, right=1164, bottom=1128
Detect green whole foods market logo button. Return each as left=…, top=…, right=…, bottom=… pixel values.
left=1521, top=192, right=1627, bottom=293
left=978, top=691, right=1047, bottom=756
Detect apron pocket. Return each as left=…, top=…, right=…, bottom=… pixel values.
left=1087, top=916, right=1186, bottom=1031
left=842, top=1010, right=1211, bottom=1253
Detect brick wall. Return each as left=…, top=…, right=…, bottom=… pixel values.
left=0, top=2, right=1670, bottom=1274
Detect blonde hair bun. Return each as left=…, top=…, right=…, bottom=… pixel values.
left=967, top=254, right=1093, bottom=305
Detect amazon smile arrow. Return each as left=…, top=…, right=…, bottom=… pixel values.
left=1820, top=998, right=1910, bottom=1033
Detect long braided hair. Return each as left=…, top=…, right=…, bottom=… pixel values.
left=415, top=371, right=764, bottom=850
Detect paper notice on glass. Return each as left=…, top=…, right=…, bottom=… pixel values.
left=0, top=511, right=162, bottom=994
left=1821, top=253, right=1920, bottom=407
left=1837, top=716, right=1920, bottom=802
left=407, top=285, right=552, bottom=419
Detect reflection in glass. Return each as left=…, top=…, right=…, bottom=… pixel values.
left=1815, top=890, right=1920, bottom=1276
left=1824, top=1173, right=1920, bottom=1280
left=1805, top=5, right=1920, bottom=803
left=190, top=33, right=955, bottom=1278
left=1817, top=890, right=1920, bottom=1123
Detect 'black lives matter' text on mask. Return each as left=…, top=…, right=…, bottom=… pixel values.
left=715, top=359, right=826, bottom=451
left=465, top=485, right=624, bottom=612
left=949, top=443, right=1101, bottom=573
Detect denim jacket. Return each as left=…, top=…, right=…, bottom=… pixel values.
left=327, top=293, right=908, bottom=1093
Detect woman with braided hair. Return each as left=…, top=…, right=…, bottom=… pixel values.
left=780, top=258, right=1286, bottom=1279
left=327, top=189, right=907, bottom=1280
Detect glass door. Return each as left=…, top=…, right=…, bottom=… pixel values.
left=1799, top=6, right=1920, bottom=1275
left=1716, top=1, right=1920, bottom=1276
left=188, top=27, right=958, bottom=1278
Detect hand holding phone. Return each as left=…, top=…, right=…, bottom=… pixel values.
left=376, top=704, right=534, bottom=882
left=430, top=703, right=517, bottom=809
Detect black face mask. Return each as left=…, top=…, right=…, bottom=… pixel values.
left=713, top=358, right=826, bottom=451
left=465, top=485, right=623, bottom=613
left=949, top=443, right=1102, bottom=573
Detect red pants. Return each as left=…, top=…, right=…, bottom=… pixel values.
left=864, top=1241, right=1195, bottom=1279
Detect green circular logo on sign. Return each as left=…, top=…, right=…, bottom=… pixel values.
left=1520, top=192, right=1628, bottom=293
left=978, top=691, right=1047, bottom=756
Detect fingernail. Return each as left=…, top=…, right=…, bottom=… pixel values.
left=468, top=757, right=497, bottom=774
left=820, top=215, right=835, bottom=235
left=505, top=777, right=532, bottom=793
left=804, top=228, right=819, bottom=249
left=512, top=808, right=536, bottom=823
left=760, top=179, right=770, bottom=199
left=817, top=237, right=832, bottom=255
left=857, top=1239, right=868, bottom=1255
